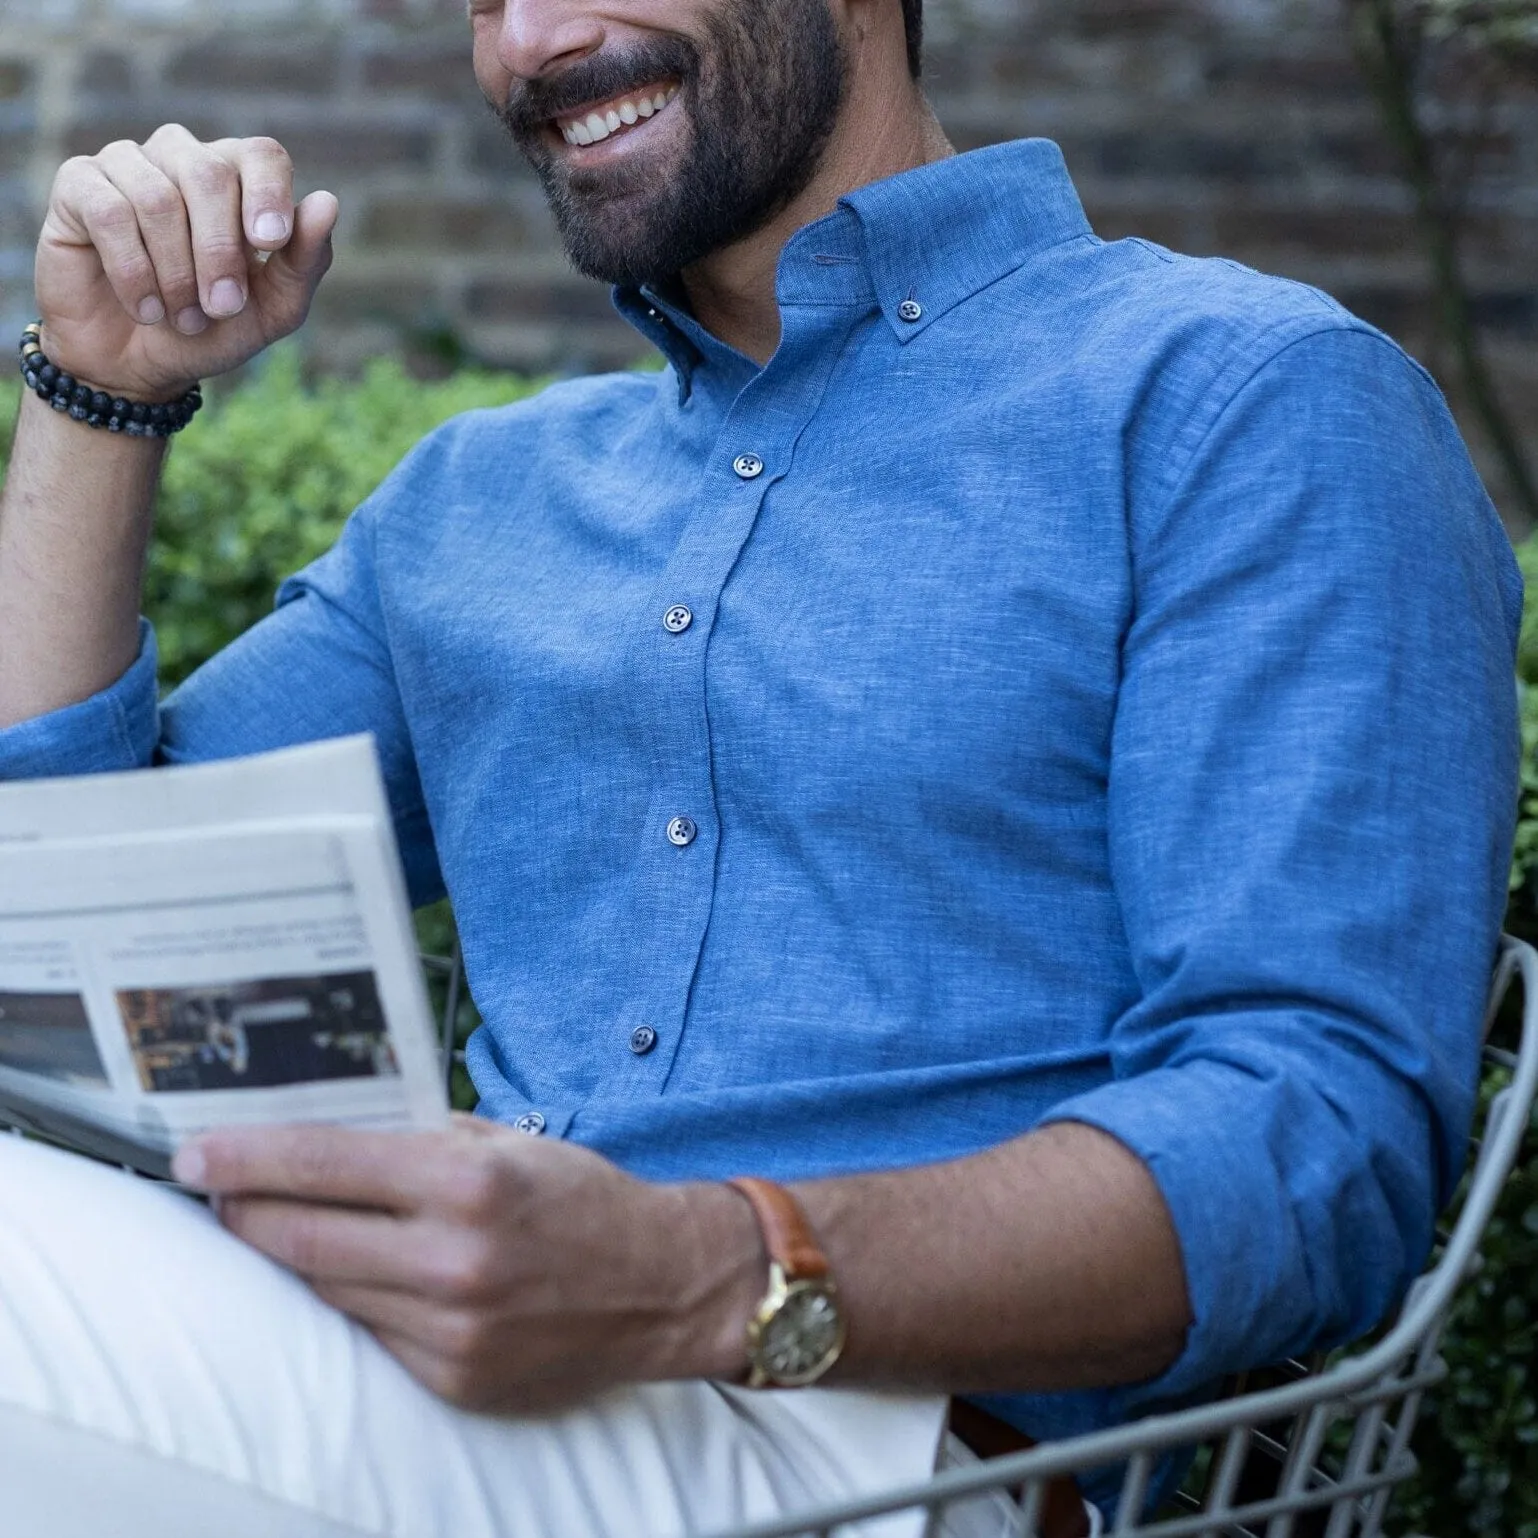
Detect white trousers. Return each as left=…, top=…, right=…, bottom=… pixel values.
left=0, top=1134, right=1062, bottom=1538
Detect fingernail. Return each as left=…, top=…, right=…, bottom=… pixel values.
left=208, top=279, right=245, bottom=317
left=171, top=1144, right=207, bottom=1188
left=175, top=306, right=209, bottom=335
left=253, top=211, right=289, bottom=242
left=137, top=296, right=165, bottom=325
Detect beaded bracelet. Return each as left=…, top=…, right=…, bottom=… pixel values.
left=18, top=322, right=203, bottom=438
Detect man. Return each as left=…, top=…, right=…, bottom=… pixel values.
left=0, top=0, right=1521, bottom=1533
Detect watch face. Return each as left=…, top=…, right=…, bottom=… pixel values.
left=759, top=1282, right=844, bottom=1385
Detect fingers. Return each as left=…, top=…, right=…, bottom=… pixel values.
left=94, top=140, right=197, bottom=329
left=46, top=156, right=169, bottom=326
left=315, top=1291, right=532, bottom=1412
left=217, top=1189, right=508, bottom=1305
left=173, top=1123, right=469, bottom=1211
left=48, top=127, right=307, bottom=335
left=139, top=127, right=257, bottom=325
left=251, top=189, right=339, bottom=328
left=219, top=1195, right=422, bottom=1286
left=227, top=135, right=298, bottom=249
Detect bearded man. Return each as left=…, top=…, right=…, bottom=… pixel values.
left=0, top=0, right=1520, bottom=1534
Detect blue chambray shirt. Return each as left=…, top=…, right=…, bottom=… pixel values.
left=0, top=140, right=1521, bottom=1444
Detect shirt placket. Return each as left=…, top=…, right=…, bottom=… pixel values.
left=612, top=303, right=861, bottom=1098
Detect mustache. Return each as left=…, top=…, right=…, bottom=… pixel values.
left=499, top=37, right=698, bottom=139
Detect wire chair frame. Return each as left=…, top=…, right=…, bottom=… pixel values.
left=680, top=934, right=1538, bottom=1538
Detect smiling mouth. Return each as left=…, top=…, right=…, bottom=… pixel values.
left=555, top=82, right=681, bottom=147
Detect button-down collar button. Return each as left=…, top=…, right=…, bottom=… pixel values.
left=667, top=815, right=698, bottom=847
left=514, top=1112, right=546, bottom=1136
left=897, top=298, right=924, bottom=323
left=733, top=453, right=765, bottom=480
left=629, top=1024, right=658, bottom=1056
left=663, top=604, right=694, bottom=634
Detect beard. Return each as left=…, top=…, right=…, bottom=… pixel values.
left=497, top=0, right=847, bottom=287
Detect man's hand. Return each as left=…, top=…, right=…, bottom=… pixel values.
left=171, top=1117, right=760, bottom=1414
left=36, top=125, right=338, bottom=399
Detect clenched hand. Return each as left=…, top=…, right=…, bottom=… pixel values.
left=36, top=125, right=337, bottom=400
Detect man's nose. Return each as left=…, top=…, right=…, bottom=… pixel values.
left=494, top=0, right=606, bottom=80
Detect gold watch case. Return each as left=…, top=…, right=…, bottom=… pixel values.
left=745, top=1262, right=847, bottom=1389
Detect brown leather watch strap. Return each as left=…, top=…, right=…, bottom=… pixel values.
left=725, top=1177, right=830, bottom=1280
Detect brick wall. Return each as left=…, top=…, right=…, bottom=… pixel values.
left=2, top=0, right=1534, bottom=527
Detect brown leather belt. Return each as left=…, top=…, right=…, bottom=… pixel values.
left=947, top=1399, right=1090, bottom=1538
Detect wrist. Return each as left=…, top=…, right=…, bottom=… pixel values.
left=15, top=385, right=170, bottom=460
left=31, top=323, right=201, bottom=407
left=660, top=1180, right=765, bottom=1382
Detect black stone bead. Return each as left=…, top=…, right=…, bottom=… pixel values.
left=130, top=402, right=150, bottom=425
left=55, top=373, right=75, bottom=397
left=85, top=412, right=104, bottom=428
left=147, top=403, right=168, bottom=427
left=71, top=382, right=92, bottom=408
left=107, top=418, right=124, bottom=433
left=90, top=391, right=111, bottom=415
left=38, top=363, right=58, bottom=388
left=125, top=420, right=147, bottom=437
left=22, top=368, right=38, bottom=391
left=49, top=395, right=70, bottom=412
left=68, top=403, right=89, bottom=421
left=111, top=398, right=130, bottom=420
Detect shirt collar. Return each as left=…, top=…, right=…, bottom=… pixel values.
left=837, top=137, right=1093, bottom=342
left=613, top=137, right=1094, bottom=391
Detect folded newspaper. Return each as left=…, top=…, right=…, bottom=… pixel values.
left=0, top=736, right=449, bottom=1178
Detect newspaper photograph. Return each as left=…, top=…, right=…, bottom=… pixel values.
left=0, top=738, right=448, bottom=1177
left=118, top=971, right=397, bottom=1094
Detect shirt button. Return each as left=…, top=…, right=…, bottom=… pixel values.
left=513, top=1112, right=546, bottom=1136
left=667, top=816, right=698, bottom=847
left=897, top=299, right=924, bottom=323
left=629, top=1025, right=658, bottom=1056
left=733, top=453, right=765, bottom=480
left=663, top=604, right=694, bottom=634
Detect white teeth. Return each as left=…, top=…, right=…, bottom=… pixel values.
left=560, top=86, right=677, bottom=147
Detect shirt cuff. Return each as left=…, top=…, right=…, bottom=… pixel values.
left=1041, top=1060, right=1325, bottom=1407
left=0, top=620, right=160, bottom=781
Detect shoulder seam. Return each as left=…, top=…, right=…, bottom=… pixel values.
left=1148, top=321, right=1423, bottom=527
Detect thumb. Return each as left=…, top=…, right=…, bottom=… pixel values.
left=253, top=189, right=338, bottom=329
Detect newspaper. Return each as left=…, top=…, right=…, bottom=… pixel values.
left=0, top=737, right=449, bottom=1178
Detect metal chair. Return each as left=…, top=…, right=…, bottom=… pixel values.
left=656, top=933, right=1538, bottom=1538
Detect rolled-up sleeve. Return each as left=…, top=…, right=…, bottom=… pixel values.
left=0, top=459, right=443, bottom=906
left=1044, top=325, right=1523, bottom=1400
left=0, top=620, right=161, bottom=780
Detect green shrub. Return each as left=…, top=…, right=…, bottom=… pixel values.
left=3, top=361, right=1538, bottom=1524
left=3, top=353, right=539, bottom=687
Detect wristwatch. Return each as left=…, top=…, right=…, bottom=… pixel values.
left=726, top=1176, right=847, bottom=1388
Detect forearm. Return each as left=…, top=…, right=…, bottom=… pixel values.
left=684, top=1122, right=1192, bottom=1394
left=0, top=389, right=164, bottom=728
left=2, top=128, right=336, bottom=735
